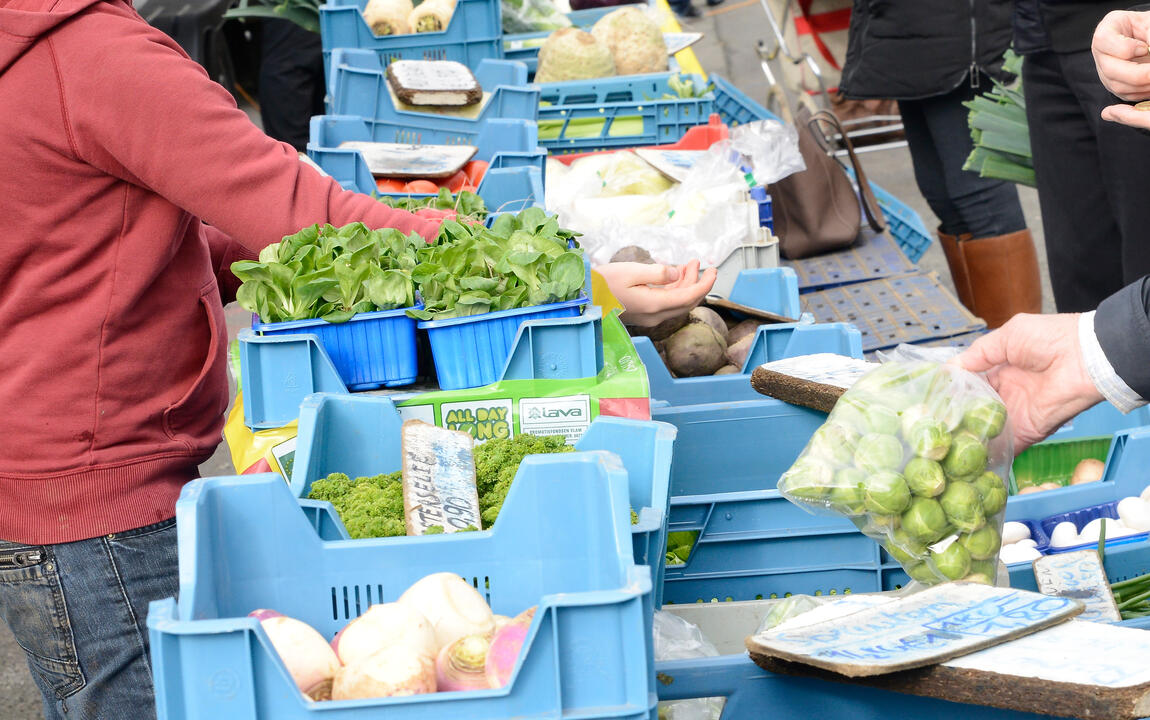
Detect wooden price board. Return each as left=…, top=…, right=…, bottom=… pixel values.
left=401, top=420, right=483, bottom=535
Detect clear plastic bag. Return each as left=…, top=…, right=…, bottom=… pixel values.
left=653, top=611, right=724, bottom=720
left=729, top=119, right=805, bottom=186
left=500, top=0, right=572, bottom=33
left=777, top=345, right=1014, bottom=586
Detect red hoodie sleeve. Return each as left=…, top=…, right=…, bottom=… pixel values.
left=51, top=3, right=440, bottom=251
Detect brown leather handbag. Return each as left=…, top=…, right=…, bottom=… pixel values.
left=769, top=106, right=886, bottom=260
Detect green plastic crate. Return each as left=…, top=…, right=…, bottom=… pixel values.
left=1011, top=436, right=1112, bottom=493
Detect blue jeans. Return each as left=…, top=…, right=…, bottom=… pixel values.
left=0, top=518, right=179, bottom=720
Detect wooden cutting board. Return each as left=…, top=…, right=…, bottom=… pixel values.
left=337, top=141, right=477, bottom=179
left=386, top=60, right=482, bottom=107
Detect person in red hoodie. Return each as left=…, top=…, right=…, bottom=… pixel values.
left=0, top=1, right=715, bottom=716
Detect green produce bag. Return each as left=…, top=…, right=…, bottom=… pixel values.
left=777, top=346, right=1014, bottom=587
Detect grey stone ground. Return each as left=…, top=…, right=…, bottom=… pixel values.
left=0, top=4, right=1054, bottom=716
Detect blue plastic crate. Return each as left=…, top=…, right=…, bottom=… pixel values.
left=419, top=295, right=589, bottom=390
left=782, top=229, right=916, bottom=292
left=638, top=320, right=862, bottom=408
left=319, top=0, right=503, bottom=79
left=147, top=456, right=655, bottom=719
left=327, top=50, right=538, bottom=127
left=725, top=266, right=802, bottom=320
left=307, top=114, right=546, bottom=201
left=290, top=393, right=674, bottom=606
left=709, top=73, right=780, bottom=128
left=250, top=304, right=420, bottom=392
left=537, top=73, right=714, bottom=153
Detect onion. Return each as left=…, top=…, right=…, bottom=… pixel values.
left=332, top=648, right=436, bottom=699
left=485, top=607, right=536, bottom=689
left=436, top=633, right=492, bottom=691
left=249, top=610, right=341, bottom=697
left=397, top=573, right=495, bottom=651
left=333, top=602, right=437, bottom=667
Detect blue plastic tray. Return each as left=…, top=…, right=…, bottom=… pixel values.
left=537, top=72, right=714, bottom=153
left=148, top=456, right=655, bottom=719
left=250, top=304, right=420, bottom=391
left=799, top=272, right=986, bottom=353
left=319, top=0, right=503, bottom=78
left=782, top=228, right=916, bottom=292
left=327, top=51, right=538, bottom=127
left=1039, top=501, right=1149, bottom=555
left=290, top=393, right=674, bottom=606
left=419, top=295, right=589, bottom=390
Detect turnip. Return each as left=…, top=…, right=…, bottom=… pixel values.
left=249, top=610, right=341, bottom=698
left=436, top=633, right=492, bottom=691
left=725, top=319, right=759, bottom=347
left=332, top=648, right=436, bottom=699
left=397, top=573, right=495, bottom=651
left=687, top=307, right=728, bottom=344
left=485, top=607, right=536, bottom=689
left=724, top=333, right=754, bottom=371
left=665, top=323, right=726, bottom=377
left=332, top=602, right=437, bottom=667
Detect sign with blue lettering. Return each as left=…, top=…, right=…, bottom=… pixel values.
left=746, top=582, right=1083, bottom=677
left=401, top=420, right=483, bottom=535
left=1033, top=550, right=1121, bottom=623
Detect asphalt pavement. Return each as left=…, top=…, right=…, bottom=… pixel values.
left=0, top=3, right=1055, bottom=716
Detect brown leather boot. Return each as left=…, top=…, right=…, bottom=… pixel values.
left=938, top=229, right=1042, bottom=329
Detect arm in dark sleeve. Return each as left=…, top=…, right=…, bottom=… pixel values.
left=1094, top=275, right=1150, bottom=399
left=202, top=224, right=257, bottom=305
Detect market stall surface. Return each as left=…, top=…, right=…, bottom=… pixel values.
left=0, top=2, right=1054, bottom=716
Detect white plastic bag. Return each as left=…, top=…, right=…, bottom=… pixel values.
left=730, top=119, right=805, bottom=186
left=777, top=345, right=1014, bottom=587
left=653, top=611, right=724, bottom=720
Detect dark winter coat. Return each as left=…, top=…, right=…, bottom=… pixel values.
left=839, top=0, right=1015, bottom=100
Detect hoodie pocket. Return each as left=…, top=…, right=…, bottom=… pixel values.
left=162, top=282, right=229, bottom=445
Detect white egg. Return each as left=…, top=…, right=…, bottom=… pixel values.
left=1049, top=521, right=1081, bottom=548
left=999, top=544, right=1043, bottom=564
left=1140, top=485, right=1150, bottom=504
left=1016, top=538, right=1038, bottom=548
left=1109, top=526, right=1142, bottom=539
left=1001, top=521, right=1031, bottom=545
left=1081, top=517, right=1127, bottom=544
left=1118, top=497, right=1150, bottom=532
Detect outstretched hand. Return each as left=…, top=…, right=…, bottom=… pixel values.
left=1093, top=11, right=1150, bottom=129
left=596, top=260, right=717, bottom=327
left=953, top=314, right=1104, bottom=454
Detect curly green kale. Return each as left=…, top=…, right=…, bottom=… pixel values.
left=474, top=434, right=573, bottom=526
left=307, top=471, right=406, bottom=539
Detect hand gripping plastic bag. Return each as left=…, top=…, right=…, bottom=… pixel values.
left=777, top=346, right=1013, bottom=586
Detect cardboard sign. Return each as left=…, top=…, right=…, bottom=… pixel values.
left=337, top=141, right=477, bottom=179
left=750, top=353, right=879, bottom=412
left=401, top=421, right=483, bottom=535
left=1033, top=550, right=1122, bottom=624
left=746, top=582, right=1083, bottom=677
left=663, top=31, right=704, bottom=55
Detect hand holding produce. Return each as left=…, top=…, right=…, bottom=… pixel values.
left=1093, top=10, right=1150, bottom=131
left=595, top=259, right=716, bottom=329
left=779, top=353, right=1014, bottom=587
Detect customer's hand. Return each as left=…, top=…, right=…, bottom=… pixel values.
left=954, top=314, right=1104, bottom=454
left=596, top=260, right=717, bottom=327
left=1094, top=11, right=1150, bottom=129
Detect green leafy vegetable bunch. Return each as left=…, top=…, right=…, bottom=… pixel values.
left=378, top=188, right=488, bottom=221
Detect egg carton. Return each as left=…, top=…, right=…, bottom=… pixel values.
left=1040, top=499, right=1150, bottom=555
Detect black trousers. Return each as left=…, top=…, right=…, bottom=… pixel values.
left=1024, top=49, right=1150, bottom=312
left=258, top=19, right=325, bottom=152
left=898, top=77, right=1027, bottom=240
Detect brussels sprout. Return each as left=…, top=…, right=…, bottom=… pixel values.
left=903, top=457, right=946, bottom=497
left=856, top=513, right=900, bottom=537
left=973, top=471, right=1005, bottom=496
left=780, top=457, right=836, bottom=500
left=963, top=396, right=1007, bottom=439
left=940, top=481, right=986, bottom=533
left=963, top=572, right=995, bottom=585
left=854, top=433, right=905, bottom=473
left=970, top=558, right=1000, bottom=581
left=830, top=395, right=872, bottom=434
left=864, top=404, right=902, bottom=435
left=829, top=468, right=867, bottom=515
left=974, top=471, right=1008, bottom=516
left=864, top=470, right=912, bottom=515
left=901, top=496, right=951, bottom=544
left=809, top=422, right=861, bottom=466
left=906, top=561, right=940, bottom=585
left=942, top=432, right=989, bottom=478
left=958, top=525, right=1001, bottom=561
left=906, top=418, right=953, bottom=461
left=886, top=528, right=927, bottom=565
left=899, top=404, right=930, bottom=438
left=931, top=541, right=972, bottom=581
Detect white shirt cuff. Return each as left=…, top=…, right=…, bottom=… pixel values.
left=1078, top=311, right=1148, bottom=413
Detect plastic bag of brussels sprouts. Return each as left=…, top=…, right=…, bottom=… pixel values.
left=777, top=345, right=1013, bottom=587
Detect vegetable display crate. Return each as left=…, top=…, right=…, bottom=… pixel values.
left=799, top=271, right=986, bottom=354
left=237, top=304, right=606, bottom=430
left=327, top=51, right=538, bottom=128
left=308, top=114, right=546, bottom=207
left=781, top=228, right=916, bottom=292
left=290, top=392, right=674, bottom=607
left=147, top=459, right=656, bottom=719
left=319, top=0, right=503, bottom=79
left=249, top=304, right=420, bottom=392
left=709, top=74, right=935, bottom=263
left=1012, top=435, right=1113, bottom=494
left=654, top=601, right=1075, bottom=719
left=419, top=295, right=589, bottom=391
left=536, top=73, right=714, bottom=153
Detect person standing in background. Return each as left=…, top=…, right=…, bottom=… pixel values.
left=838, top=0, right=1042, bottom=329
left=1013, top=0, right=1150, bottom=312
left=258, top=18, right=325, bottom=151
